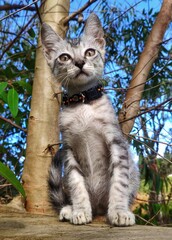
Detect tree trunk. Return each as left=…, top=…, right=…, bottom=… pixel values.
left=22, top=0, right=70, bottom=214
left=118, top=0, right=172, bottom=135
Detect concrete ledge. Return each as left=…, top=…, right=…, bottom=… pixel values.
left=0, top=211, right=172, bottom=240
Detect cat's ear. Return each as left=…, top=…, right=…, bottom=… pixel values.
left=83, top=13, right=105, bottom=49
left=41, top=23, right=63, bottom=65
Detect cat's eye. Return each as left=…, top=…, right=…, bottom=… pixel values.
left=85, top=48, right=96, bottom=57
left=58, top=54, right=71, bottom=62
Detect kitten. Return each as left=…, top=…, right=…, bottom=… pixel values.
left=41, top=13, right=139, bottom=226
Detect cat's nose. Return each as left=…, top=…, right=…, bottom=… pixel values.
left=75, top=60, right=85, bottom=69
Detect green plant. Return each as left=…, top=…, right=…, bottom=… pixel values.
left=0, top=161, right=26, bottom=198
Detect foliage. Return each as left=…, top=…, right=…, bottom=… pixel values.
left=0, top=2, right=36, bottom=199
left=135, top=158, right=172, bottom=225
left=0, top=161, right=25, bottom=198
left=0, top=9, right=36, bottom=177
left=0, top=0, right=171, bottom=225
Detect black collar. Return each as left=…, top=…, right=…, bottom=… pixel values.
left=62, top=84, right=104, bottom=106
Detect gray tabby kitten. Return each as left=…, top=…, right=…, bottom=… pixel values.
left=41, top=13, right=139, bottom=226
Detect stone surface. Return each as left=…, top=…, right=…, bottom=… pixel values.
left=0, top=210, right=172, bottom=240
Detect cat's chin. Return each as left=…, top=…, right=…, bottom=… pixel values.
left=75, top=75, right=96, bottom=87
left=67, top=75, right=97, bottom=94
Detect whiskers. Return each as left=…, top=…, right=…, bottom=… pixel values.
left=60, top=75, right=70, bottom=89
left=56, top=69, right=77, bottom=91
left=92, top=66, right=106, bottom=87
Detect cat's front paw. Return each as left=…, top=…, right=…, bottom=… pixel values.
left=71, top=209, right=92, bottom=225
left=59, top=205, right=72, bottom=221
left=108, top=210, right=135, bottom=226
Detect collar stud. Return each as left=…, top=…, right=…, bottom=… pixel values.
left=63, top=84, right=103, bottom=106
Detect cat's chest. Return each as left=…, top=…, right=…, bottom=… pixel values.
left=60, top=104, right=95, bottom=133
left=59, top=95, right=115, bottom=140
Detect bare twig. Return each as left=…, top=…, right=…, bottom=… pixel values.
left=0, top=13, right=36, bottom=61
left=0, top=4, right=35, bottom=11
left=0, top=0, right=39, bottom=21
left=0, top=116, right=27, bottom=132
left=126, top=56, right=171, bottom=91
left=136, top=197, right=172, bottom=203
left=146, top=209, right=161, bottom=225
left=104, top=0, right=143, bottom=27
left=33, top=0, right=42, bottom=24
left=0, top=183, right=12, bottom=188
left=63, top=0, right=98, bottom=25
left=119, top=97, right=172, bottom=124
left=1, top=30, right=35, bottom=46
left=135, top=214, right=156, bottom=226
left=150, top=108, right=171, bottom=113
left=105, top=57, right=171, bottom=96
left=133, top=135, right=172, bottom=147
left=127, top=134, right=172, bottom=164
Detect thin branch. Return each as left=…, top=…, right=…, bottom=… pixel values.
left=135, top=214, right=155, bottom=226
left=104, top=64, right=133, bottom=74
left=146, top=209, right=161, bottom=225
left=33, top=0, right=42, bottom=24
left=127, top=134, right=172, bottom=164
left=1, top=30, right=35, bottom=46
left=0, top=13, right=36, bottom=61
left=105, top=58, right=171, bottom=97
left=136, top=197, right=172, bottom=203
left=126, top=56, right=171, bottom=91
left=135, top=135, right=172, bottom=147
left=153, top=108, right=172, bottom=113
left=63, top=0, right=98, bottom=25
left=0, top=4, right=36, bottom=12
left=0, top=183, right=12, bottom=188
left=119, top=97, right=172, bottom=124
left=104, top=0, right=143, bottom=27
left=0, top=116, right=27, bottom=132
left=0, top=0, right=39, bottom=21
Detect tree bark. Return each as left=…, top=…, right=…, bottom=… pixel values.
left=118, top=0, right=172, bottom=135
left=22, top=0, right=70, bottom=214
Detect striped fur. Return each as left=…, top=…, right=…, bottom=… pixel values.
left=41, top=13, right=139, bottom=226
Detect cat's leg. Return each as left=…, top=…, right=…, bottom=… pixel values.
left=107, top=137, right=135, bottom=226
left=65, top=148, right=92, bottom=225
left=128, top=161, right=140, bottom=206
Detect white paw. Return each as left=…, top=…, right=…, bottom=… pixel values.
left=71, top=209, right=92, bottom=225
left=108, top=210, right=135, bottom=226
left=59, top=205, right=72, bottom=221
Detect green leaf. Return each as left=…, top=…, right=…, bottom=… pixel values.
left=4, top=66, right=14, bottom=78
left=28, top=28, right=35, bottom=38
left=18, top=80, right=32, bottom=94
left=0, top=91, right=7, bottom=103
left=7, top=88, right=19, bottom=118
left=0, top=82, right=7, bottom=94
left=0, top=161, right=26, bottom=198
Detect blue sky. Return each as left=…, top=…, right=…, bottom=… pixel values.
left=70, top=0, right=163, bottom=17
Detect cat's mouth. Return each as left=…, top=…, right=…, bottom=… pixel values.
left=75, top=70, right=89, bottom=78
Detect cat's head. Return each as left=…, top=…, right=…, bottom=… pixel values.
left=41, top=13, right=105, bottom=94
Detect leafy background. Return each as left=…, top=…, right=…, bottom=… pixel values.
left=0, top=0, right=171, bottom=226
